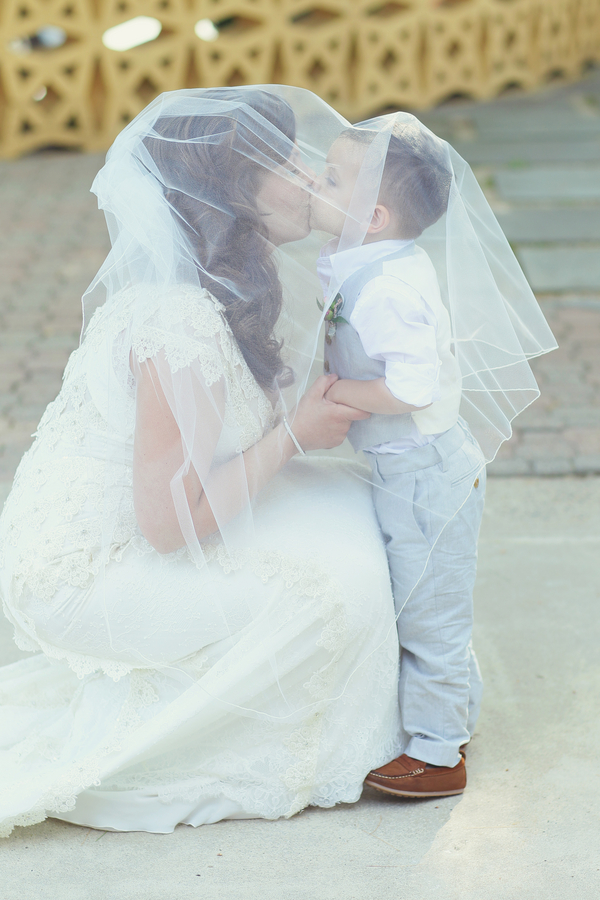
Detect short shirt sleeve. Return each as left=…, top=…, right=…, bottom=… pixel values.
left=349, top=275, right=441, bottom=407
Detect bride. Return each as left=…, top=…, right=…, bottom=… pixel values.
left=0, top=87, right=403, bottom=836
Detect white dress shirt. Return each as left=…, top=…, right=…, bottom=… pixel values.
left=317, top=239, right=443, bottom=453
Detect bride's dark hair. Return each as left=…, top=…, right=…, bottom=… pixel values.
left=145, top=90, right=297, bottom=389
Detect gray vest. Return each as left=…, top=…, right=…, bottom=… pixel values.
left=324, top=246, right=415, bottom=453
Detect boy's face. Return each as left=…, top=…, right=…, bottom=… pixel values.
left=310, top=136, right=367, bottom=236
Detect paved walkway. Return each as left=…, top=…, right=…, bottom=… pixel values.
left=1, top=71, right=600, bottom=487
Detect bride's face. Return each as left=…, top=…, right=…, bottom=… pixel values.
left=255, top=147, right=315, bottom=246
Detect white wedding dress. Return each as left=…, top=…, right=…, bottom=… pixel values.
left=0, top=286, right=402, bottom=837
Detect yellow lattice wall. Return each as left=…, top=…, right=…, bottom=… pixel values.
left=0, top=0, right=598, bottom=158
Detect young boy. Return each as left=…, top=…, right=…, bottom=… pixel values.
left=310, top=123, right=486, bottom=797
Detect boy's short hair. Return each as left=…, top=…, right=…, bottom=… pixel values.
left=342, top=122, right=452, bottom=239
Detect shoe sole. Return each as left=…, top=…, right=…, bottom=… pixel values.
left=364, top=777, right=465, bottom=798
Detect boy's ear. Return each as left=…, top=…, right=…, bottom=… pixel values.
left=367, top=204, right=391, bottom=234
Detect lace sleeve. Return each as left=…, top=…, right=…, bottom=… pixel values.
left=130, top=286, right=236, bottom=381
left=129, top=284, right=275, bottom=443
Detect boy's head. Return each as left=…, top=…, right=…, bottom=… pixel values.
left=310, top=120, right=451, bottom=241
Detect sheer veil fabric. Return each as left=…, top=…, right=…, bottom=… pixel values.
left=0, top=86, right=555, bottom=835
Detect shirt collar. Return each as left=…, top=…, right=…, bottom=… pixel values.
left=316, top=238, right=414, bottom=298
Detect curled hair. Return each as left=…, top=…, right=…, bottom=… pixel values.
left=343, top=122, right=452, bottom=239
left=144, top=90, right=296, bottom=389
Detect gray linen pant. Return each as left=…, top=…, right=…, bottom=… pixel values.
left=367, top=420, right=486, bottom=768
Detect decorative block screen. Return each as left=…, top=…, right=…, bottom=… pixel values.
left=0, top=0, right=598, bottom=157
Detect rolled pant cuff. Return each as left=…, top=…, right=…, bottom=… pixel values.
left=405, top=737, right=463, bottom=769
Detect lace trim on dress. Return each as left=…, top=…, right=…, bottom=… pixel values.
left=129, top=287, right=276, bottom=452
left=0, top=668, right=162, bottom=839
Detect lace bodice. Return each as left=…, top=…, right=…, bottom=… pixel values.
left=0, top=285, right=277, bottom=612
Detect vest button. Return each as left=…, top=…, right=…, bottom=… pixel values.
left=324, top=360, right=330, bottom=373
left=474, top=477, right=479, bottom=488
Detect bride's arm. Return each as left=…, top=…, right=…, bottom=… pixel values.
left=133, top=361, right=369, bottom=552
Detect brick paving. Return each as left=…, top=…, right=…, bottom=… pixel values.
left=0, top=150, right=109, bottom=495
left=1, top=74, right=600, bottom=490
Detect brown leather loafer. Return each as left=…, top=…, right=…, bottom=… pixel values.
left=365, top=752, right=466, bottom=798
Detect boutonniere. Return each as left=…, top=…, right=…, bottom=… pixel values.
left=317, top=292, right=349, bottom=344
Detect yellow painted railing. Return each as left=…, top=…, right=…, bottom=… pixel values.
left=0, top=0, right=599, bottom=158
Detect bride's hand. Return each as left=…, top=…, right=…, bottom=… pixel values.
left=289, top=374, right=370, bottom=451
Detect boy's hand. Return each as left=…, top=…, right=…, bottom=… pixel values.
left=324, top=378, right=358, bottom=408
left=290, top=374, right=370, bottom=451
